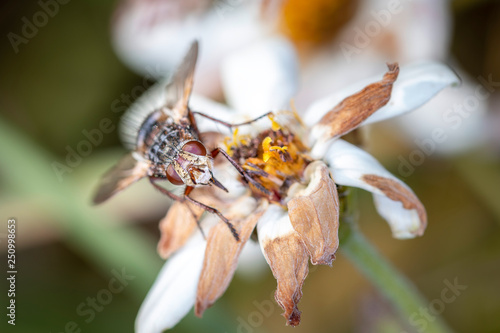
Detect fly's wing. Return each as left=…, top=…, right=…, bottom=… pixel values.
left=93, top=153, right=149, bottom=204
left=165, top=40, right=199, bottom=120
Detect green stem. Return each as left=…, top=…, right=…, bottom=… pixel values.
left=341, top=225, right=453, bottom=333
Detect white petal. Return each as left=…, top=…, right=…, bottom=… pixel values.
left=236, top=240, right=268, bottom=280
left=323, top=140, right=426, bottom=238
left=389, top=0, right=452, bottom=61
left=372, top=194, right=422, bottom=239
left=396, top=70, right=488, bottom=155
left=221, top=37, right=299, bottom=114
left=256, top=204, right=294, bottom=244
left=112, top=1, right=264, bottom=98
left=135, top=232, right=207, bottom=333
left=190, top=94, right=240, bottom=133
left=304, top=62, right=460, bottom=128
left=295, top=0, right=452, bottom=111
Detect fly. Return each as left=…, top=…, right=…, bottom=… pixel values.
left=93, top=41, right=269, bottom=241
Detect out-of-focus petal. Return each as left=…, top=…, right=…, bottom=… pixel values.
left=221, top=37, right=299, bottom=115
left=295, top=0, right=452, bottom=110
left=378, top=0, right=451, bottom=61
left=309, top=63, right=399, bottom=148
left=195, top=198, right=268, bottom=316
left=112, top=0, right=265, bottom=98
left=257, top=205, right=309, bottom=326
left=135, top=231, right=208, bottom=333
left=287, top=161, right=339, bottom=265
left=304, top=62, right=460, bottom=130
left=236, top=239, right=269, bottom=279
left=323, top=140, right=426, bottom=238
left=189, top=94, right=240, bottom=132
left=157, top=201, right=201, bottom=259
left=157, top=187, right=228, bottom=259
left=396, top=70, right=487, bottom=155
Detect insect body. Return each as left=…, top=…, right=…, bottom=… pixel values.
left=136, top=108, right=214, bottom=187
left=93, top=41, right=267, bottom=241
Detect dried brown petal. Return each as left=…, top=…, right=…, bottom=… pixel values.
left=287, top=162, right=339, bottom=265
left=264, top=231, right=309, bottom=326
left=157, top=187, right=231, bottom=259
left=195, top=200, right=268, bottom=317
left=157, top=201, right=203, bottom=259
left=315, top=63, right=399, bottom=141
left=258, top=207, right=309, bottom=326
left=362, top=174, right=427, bottom=236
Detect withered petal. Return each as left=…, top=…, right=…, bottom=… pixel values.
left=313, top=63, right=399, bottom=143
left=258, top=207, right=309, bottom=326
left=287, top=162, right=339, bottom=265
left=362, top=174, right=427, bottom=236
left=324, top=139, right=427, bottom=238
left=195, top=200, right=268, bottom=317
left=157, top=187, right=231, bottom=259
left=157, top=201, right=203, bottom=259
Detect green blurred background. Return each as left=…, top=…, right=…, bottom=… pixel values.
left=1, top=0, right=500, bottom=332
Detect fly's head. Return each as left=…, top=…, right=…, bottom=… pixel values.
left=166, top=140, right=227, bottom=191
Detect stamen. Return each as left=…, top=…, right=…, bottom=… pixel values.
left=268, top=114, right=282, bottom=131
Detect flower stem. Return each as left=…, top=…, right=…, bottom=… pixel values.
left=341, top=225, right=453, bottom=333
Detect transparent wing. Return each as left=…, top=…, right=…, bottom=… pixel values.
left=165, top=40, right=199, bottom=118
left=93, top=153, right=149, bottom=204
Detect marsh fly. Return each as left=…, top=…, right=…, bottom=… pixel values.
left=93, top=41, right=269, bottom=241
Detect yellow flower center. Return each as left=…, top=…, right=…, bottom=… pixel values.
left=279, top=0, right=359, bottom=45
left=226, top=114, right=311, bottom=205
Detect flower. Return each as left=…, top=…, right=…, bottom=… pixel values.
left=131, top=38, right=459, bottom=332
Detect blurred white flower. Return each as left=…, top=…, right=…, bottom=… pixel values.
left=112, top=0, right=487, bottom=155
left=112, top=0, right=266, bottom=98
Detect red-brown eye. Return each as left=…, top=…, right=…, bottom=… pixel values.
left=166, top=164, right=184, bottom=185
left=182, top=141, right=207, bottom=156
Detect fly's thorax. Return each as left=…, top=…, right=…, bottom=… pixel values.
left=135, top=109, right=199, bottom=165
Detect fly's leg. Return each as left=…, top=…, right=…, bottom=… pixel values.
left=193, top=111, right=273, bottom=129
left=184, top=193, right=240, bottom=242
left=149, top=177, right=239, bottom=241
left=210, top=148, right=271, bottom=196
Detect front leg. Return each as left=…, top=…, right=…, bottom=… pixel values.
left=211, top=148, right=271, bottom=196
left=184, top=192, right=239, bottom=242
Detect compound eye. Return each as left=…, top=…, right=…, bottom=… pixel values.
left=182, top=141, right=207, bottom=156
left=166, top=164, right=184, bottom=185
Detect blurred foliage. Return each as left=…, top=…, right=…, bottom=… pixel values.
left=0, top=0, right=500, bottom=333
